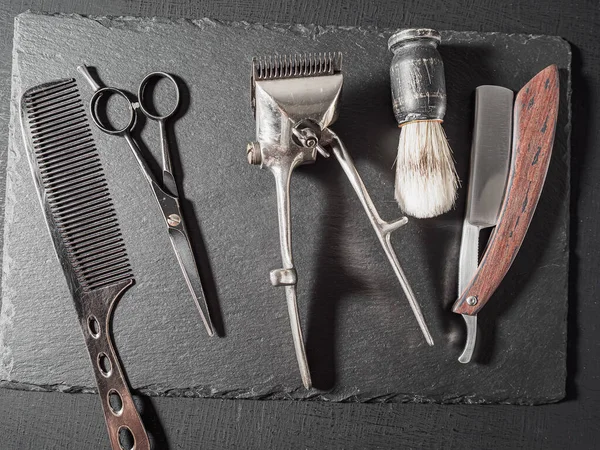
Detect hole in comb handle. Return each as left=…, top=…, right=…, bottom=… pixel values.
left=108, top=389, right=124, bottom=416
left=118, top=426, right=135, bottom=450
left=88, top=315, right=100, bottom=338
left=98, top=352, right=112, bottom=377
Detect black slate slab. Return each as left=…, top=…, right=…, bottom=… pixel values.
left=0, top=12, right=570, bottom=404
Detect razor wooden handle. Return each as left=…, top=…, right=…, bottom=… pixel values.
left=453, top=65, right=559, bottom=316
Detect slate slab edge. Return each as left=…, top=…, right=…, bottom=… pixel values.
left=0, top=12, right=572, bottom=405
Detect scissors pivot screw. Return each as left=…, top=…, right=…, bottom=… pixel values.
left=167, top=214, right=181, bottom=227
left=466, top=295, right=478, bottom=306
left=247, top=142, right=262, bottom=165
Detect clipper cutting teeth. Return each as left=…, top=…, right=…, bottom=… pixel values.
left=252, top=52, right=343, bottom=80
left=21, top=79, right=133, bottom=292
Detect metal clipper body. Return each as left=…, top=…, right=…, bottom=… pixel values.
left=388, top=29, right=446, bottom=124
left=249, top=53, right=343, bottom=389
left=248, top=52, right=433, bottom=389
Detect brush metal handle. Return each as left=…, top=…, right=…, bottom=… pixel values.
left=327, top=130, right=434, bottom=345
left=453, top=65, right=559, bottom=316
left=388, top=28, right=446, bottom=124
left=80, top=281, right=150, bottom=450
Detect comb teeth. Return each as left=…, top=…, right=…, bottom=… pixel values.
left=252, top=52, right=343, bottom=81
left=21, top=79, right=133, bottom=292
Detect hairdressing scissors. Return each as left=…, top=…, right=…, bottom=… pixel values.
left=77, top=65, right=214, bottom=337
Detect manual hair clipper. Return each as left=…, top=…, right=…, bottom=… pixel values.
left=248, top=52, right=433, bottom=388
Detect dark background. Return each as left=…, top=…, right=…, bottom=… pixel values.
left=0, top=0, right=597, bottom=448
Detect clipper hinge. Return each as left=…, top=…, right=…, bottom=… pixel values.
left=292, top=119, right=330, bottom=158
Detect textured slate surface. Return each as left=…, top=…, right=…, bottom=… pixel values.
left=0, top=12, right=570, bottom=404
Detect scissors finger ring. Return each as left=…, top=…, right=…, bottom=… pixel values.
left=137, top=72, right=180, bottom=121
left=89, top=87, right=136, bottom=135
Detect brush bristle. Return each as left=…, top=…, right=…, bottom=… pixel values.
left=394, top=121, right=459, bottom=218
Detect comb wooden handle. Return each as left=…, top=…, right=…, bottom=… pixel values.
left=82, top=282, right=151, bottom=450
left=453, top=65, right=559, bottom=316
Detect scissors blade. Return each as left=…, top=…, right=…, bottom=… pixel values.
left=168, top=224, right=214, bottom=336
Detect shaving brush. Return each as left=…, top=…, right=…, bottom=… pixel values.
left=388, top=29, right=459, bottom=218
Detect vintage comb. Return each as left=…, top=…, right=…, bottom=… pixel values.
left=20, top=79, right=150, bottom=450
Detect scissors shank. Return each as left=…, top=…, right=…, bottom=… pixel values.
left=123, top=132, right=159, bottom=186
left=158, top=120, right=176, bottom=188
left=149, top=181, right=180, bottom=223
left=162, top=170, right=179, bottom=198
